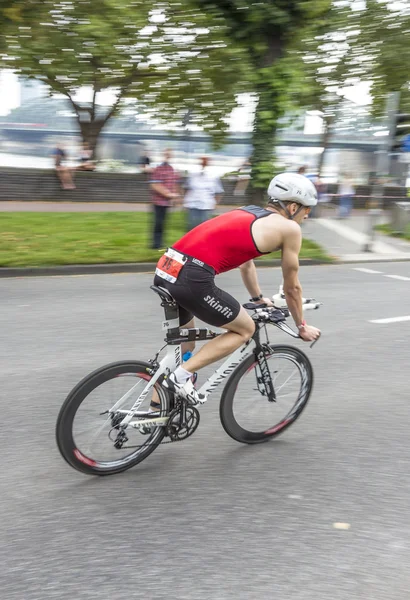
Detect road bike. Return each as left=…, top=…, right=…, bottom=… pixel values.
left=56, top=285, right=322, bottom=476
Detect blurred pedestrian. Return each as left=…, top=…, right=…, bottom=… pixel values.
left=338, top=173, right=355, bottom=218
left=149, top=148, right=180, bottom=249
left=137, top=145, right=152, bottom=174
left=297, top=166, right=320, bottom=217
left=305, top=174, right=326, bottom=219
left=52, top=143, right=75, bottom=190
left=76, top=141, right=96, bottom=171
left=314, top=176, right=329, bottom=218
left=184, top=156, right=224, bottom=230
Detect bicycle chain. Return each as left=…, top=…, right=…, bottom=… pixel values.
left=121, top=436, right=182, bottom=449
left=120, top=418, right=198, bottom=449
left=116, top=368, right=198, bottom=449
left=119, top=404, right=198, bottom=449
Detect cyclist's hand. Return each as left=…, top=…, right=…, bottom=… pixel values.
left=255, top=297, right=274, bottom=307
left=299, top=325, right=321, bottom=342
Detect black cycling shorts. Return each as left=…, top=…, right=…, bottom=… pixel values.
left=153, top=260, right=241, bottom=328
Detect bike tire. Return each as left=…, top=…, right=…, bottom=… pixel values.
left=56, top=360, right=169, bottom=476
left=219, top=345, right=313, bottom=444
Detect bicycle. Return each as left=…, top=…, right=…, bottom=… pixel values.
left=56, top=285, right=322, bottom=476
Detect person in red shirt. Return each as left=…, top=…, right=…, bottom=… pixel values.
left=149, top=148, right=181, bottom=249
left=152, top=172, right=321, bottom=407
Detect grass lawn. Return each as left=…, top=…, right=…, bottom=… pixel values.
left=375, top=223, right=410, bottom=241
left=0, top=211, right=332, bottom=267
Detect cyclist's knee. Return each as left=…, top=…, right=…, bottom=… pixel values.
left=240, top=321, right=255, bottom=342
left=225, top=314, right=255, bottom=342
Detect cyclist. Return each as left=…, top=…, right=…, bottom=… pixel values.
left=152, top=172, right=321, bottom=407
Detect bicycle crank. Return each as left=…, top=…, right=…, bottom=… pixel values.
left=165, top=404, right=200, bottom=441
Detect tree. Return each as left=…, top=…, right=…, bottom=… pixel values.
left=289, top=3, right=354, bottom=177
left=194, top=0, right=332, bottom=200
left=0, top=1, right=46, bottom=52
left=0, top=0, right=247, bottom=156
left=354, top=0, right=410, bottom=114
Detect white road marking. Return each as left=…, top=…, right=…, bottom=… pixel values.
left=385, top=275, right=410, bottom=281
left=370, top=316, right=410, bottom=324
left=333, top=523, right=351, bottom=530
left=353, top=268, right=383, bottom=274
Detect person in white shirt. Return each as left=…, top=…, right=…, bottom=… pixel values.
left=337, top=173, right=355, bottom=218
left=183, top=156, right=224, bottom=230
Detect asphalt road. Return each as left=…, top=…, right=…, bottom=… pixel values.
left=2, top=262, right=410, bottom=599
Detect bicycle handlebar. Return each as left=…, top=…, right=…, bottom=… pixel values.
left=243, top=297, right=322, bottom=348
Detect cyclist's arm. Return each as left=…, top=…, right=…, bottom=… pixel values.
left=281, top=224, right=304, bottom=328
left=239, top=260, right=262, bottom=299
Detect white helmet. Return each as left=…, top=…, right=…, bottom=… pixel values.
left=267, top=172, right=317, bottom=207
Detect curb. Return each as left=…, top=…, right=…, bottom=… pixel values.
left=0, top=254, right=410, bottom=279
left=1, top=256, right=410, bottom=278
left=0, top=258, right=331, bottom=278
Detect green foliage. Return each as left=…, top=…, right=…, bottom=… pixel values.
left=375, top=223, right=410, bottom=241
left=0, top=1, right=248, bottom=152
left=342, top=0, right=410, bottom=115
left=194, top=0, right=333, bottom=194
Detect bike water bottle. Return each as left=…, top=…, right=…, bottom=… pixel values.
left=182, top=351, right=198, bottom=385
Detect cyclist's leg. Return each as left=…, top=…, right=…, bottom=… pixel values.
left=178, top=306, right=196, bottom=356
left=183, top=307, right=254, bottom=373
left=162, top=271, right=255, bottom=374
left=153, top=263, right=254, bottom=396
left=150, top=308, right=195, bottom=412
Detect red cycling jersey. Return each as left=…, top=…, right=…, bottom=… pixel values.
left=173, top=206, right=272, bottom=274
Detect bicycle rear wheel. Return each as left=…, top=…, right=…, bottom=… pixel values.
left=56, top=361, right=169, bottom=476
left=219, top=345, right=313, bottom=444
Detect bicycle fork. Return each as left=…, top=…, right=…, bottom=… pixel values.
left=254, top=346, right=276, bottom=402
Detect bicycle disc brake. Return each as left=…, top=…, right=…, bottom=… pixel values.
left=165, top=403, right=200, bottom=441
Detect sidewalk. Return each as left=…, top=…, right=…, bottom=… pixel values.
left=304, top=211, right=410, bottom=262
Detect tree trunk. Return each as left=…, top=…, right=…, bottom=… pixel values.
left=78, top=119, right=106, bottom=159
left=317, top=115, right=333, bottom=177
left=249, top=77, right=283, bottom=205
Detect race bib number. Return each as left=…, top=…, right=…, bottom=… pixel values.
left=155, top=248, right=187, bottom=283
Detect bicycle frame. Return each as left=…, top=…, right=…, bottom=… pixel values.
left=117, top=334, right=257, bottom=430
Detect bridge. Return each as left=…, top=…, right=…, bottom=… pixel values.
left=0, top=126, right=380, bottom=152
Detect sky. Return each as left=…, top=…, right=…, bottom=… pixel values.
left=0, top=70, right=372, bottom=131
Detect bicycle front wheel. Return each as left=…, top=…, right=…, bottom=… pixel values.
left=219, top=345, right=313, bottom=444
left=56, top=361, right=169, bottom=476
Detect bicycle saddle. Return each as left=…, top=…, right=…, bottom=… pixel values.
left=150, top=285, right=176, bottom=305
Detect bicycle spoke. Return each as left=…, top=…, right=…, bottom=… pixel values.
left=71, top=372, right=166, bottom=463
left=232, top=352, right=305, bottom=433
left=220, top=345, right=313, bottom=444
